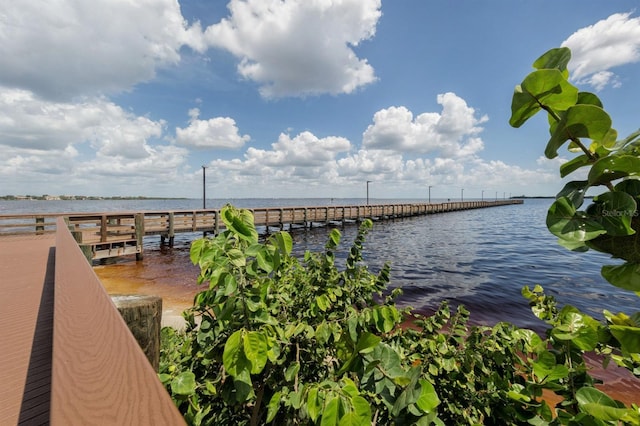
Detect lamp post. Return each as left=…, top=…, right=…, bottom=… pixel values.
left=495, top=191, right=498, bottom=201
left=366, top=181, right=372, bottom=205
left=202, top=165, right=208, bottom=209
left=481, top=190, right=484, bottom=201
left=461, top=188, right=464, bottom=202
left=428, top=185, right=433, bottom=204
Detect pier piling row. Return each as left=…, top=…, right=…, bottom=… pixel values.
left=0, top=200, right=522, bottom=262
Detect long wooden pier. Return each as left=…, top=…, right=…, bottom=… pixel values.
left=0, top=200, right=522, bottom=262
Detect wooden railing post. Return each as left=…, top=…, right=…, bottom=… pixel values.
left=135, top=213, right=144, bottom=261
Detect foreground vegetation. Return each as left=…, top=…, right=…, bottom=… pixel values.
left=159, top=48, right=640, bottom=424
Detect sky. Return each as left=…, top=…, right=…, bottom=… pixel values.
left=1, top=1, right=640, bottom=200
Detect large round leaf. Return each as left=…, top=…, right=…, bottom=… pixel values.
left=589, top=191, right=637, bottom=236
left=510, top=69, right=578, bottom=128
left=601, top=263, right=640, bottom=292
left=532, top=47, right=571, bottom=71
left=547, top=197, right=606, bottom=242
left=588, top=155, right=640, bottom=186
left=546, top=104, right=612, bottom=159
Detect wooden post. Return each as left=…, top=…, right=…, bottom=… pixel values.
left=111, top=295, right=162, bottom=371
left=135, top=213, right=144, bottom=261
left=35, top=216, right=45, bottom=234
left=168, top=212, right=175, bottom=247
left=71, top=229, right=93, bottom=263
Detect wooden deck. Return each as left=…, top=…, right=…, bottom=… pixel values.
left=0, top=223, right=185, bottom=425
left=0, top=234, right=55, bottom=425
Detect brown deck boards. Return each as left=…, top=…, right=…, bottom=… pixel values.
left=0, top=234, right=55, bottom=426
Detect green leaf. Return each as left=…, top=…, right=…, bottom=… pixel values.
left=510, top=69, right=578, bottom=128
left=609, top=325, right=640, bottom=353
left=588, top=155, right=640, bottom=186
left=223, top=329, right=250, bottom=377
left=284, top=361, right=300, bottom=382
left=227, top=248, right=246, bottom=267
left=190, top=238, right=205, bottom=264
left=601, top=263, right=640, bottom=292
left=170, top=371, right=196, bottom=396
left=327, top=228, right=342, bottom=250
left=307, top=387, right=320, bottom=422
left=266, top=391, right=282, bottom=423
left=576, top=91, right=603, bottom=108
left=316, top=294, right=331, bottom=312
left=272, top=231, right=293, bottom=255
left=337, top=395, right=371, bottom=426
left=532, top=351, right=569, bottom=383
left=615, top=179, right=640, bottom=198
left=554, top=311, right=599, bottom=350
left=576, top=387, right=629, bottom=421
left=547, top=197, right=606, bottom=242
left=355, top=332, right=381, bottom=354
left=243, top=331, right=269, bottom=374
left=591, top=191, right=636, bottom=236
left=560, top=156, right=591, bottom=178
left=546, top=104, right=612, bottom=159
left=415, top=380, right=440, bottom=413
left=556, top=180, right=588, bottom=207
left=532, top=47, right=571, bottom=71
left=221, top=205, right=259, bottom=243
left=321, top=396, right=340, bottom=426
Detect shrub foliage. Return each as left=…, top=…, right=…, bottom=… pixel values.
left=160, top=47, right=640, bottom=425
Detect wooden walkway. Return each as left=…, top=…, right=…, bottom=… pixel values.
left=0, top=200, right=523, bottom=262
left=0, top=223, right=185, bottom=425
left=0, top=234, right=55, bottom=425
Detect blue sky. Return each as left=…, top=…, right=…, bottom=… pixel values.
left=1, top=1, right=639, bottom=199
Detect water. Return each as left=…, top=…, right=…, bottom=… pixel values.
left=2, top=198, right=638, bottom=329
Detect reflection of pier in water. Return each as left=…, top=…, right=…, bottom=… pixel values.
left=0, top=200, right=523, bottom=262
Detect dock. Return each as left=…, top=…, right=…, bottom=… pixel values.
left=0, top=200, right=522, bottom=262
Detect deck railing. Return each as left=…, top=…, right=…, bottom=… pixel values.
left=50, top=217, right=185, bottom=424
left=0, top=200, right=523, bottom=261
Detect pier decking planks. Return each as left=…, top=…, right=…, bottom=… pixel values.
left=0, top=234, right=55, bottom=425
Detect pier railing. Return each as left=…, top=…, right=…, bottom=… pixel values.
left=51, top=217, right=185, bottom=424
left=0, top=200, right=522, bottom=261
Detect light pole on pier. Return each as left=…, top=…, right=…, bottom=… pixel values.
left=481, top=190, right=484, bottom=201
left=202, top=165, right=208, bottom=209
left=366, top=181, right=372, bottom=205
left=461, top=188, right=464, bottom=202
left=428, top=185, right=433, bottom=204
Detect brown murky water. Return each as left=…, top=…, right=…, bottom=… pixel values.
left=94, top=243, right=201, bottom=327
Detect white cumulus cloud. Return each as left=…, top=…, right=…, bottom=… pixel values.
left=362, top=93, right=488, bottom=158
left=562, top=12, right=640, bottom=90
left=176, top=108, right=250, bottom=149
left=203, top=0, right=381, bottom=98
left=0, top=0, right=206, bottom=101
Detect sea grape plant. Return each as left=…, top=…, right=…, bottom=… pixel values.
left=509, top=47, right=640, bottom=423
left=510, top=47, right=640, bottom=293
left=159, top=204, right=551, bottom=425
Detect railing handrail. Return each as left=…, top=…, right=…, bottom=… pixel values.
left=50, top=217, right=185, bottom=425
